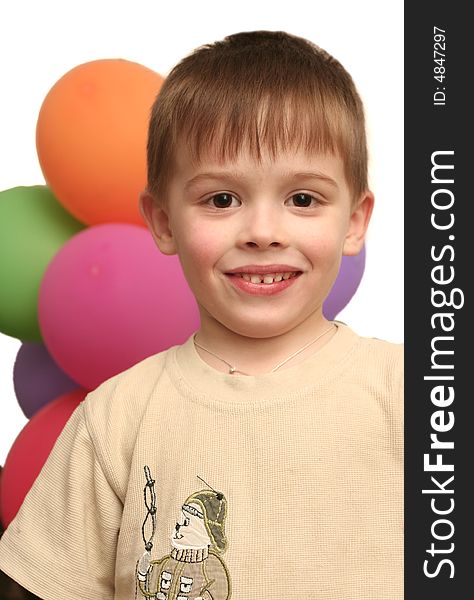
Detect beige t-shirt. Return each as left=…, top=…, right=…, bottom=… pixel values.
left=0, top=323, right=403, bottom=599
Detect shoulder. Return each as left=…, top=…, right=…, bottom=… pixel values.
left=353, top=333, right=404, bottom=455
left=80, top=344, right=181, bottom=491
left=340, top=325, right=404, bottom=396
left=207, top=550, right=232, bottom=578
left=340, top=327, right=403, bottom=448
left=349, top=327, right=403, bottom=373
left=83, top=348, right=171, bottom=421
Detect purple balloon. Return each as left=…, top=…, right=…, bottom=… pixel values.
left=13, top=342, right=79, bottom=419
left=323, top=245, right=366, bottom=320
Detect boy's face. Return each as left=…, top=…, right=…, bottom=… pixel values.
left=140, top=147, right=373, bottom=339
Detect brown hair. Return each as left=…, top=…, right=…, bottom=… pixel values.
left=147, top=30, right=368, bottom=203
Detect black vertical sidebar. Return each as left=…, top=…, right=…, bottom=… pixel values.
left=405, top=2, right=471, bottom=598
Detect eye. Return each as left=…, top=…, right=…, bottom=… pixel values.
left=287, top=193, right=320, bottom=208
left=206, top=193, right=240, bottom=208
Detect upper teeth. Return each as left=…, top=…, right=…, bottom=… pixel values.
left=236, top=272, right=297, bottom=284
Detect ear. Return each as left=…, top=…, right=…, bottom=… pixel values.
left=343, top=190, right=375, bottom=256
left=139, top=191, right=177, bottom=255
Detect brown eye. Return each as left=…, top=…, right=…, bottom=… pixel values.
left=208, top=193, right=239, bottom=208
left=289, top=193, right=317, bottom=207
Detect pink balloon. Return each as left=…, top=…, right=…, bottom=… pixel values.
left=0, top=389, right=86, bottom=528
left=38, top=224, right=200, bottom=390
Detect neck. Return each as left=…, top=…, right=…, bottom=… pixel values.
left=194, top=311, right=336, bottom=376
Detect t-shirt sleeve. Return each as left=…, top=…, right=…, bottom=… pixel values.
left=0, top=401, right=123, bottom=600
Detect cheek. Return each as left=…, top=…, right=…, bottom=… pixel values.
left=304, top=233, right=344, bottom=264
left=176, top=222, right=225, bottom=272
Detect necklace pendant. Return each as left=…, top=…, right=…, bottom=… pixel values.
left=229, top=366, right=236, bottom=374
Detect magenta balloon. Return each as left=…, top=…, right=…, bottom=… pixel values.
left=38, top=224, right=200, bottom=390
left=323, top=245, right=366, bottom=320
left=14, top=342, right=78, bottom=418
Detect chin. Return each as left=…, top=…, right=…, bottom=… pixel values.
left=221, top=316, right=302, bottom=339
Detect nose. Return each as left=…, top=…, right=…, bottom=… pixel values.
left=238, top=202, right=288, bottom=249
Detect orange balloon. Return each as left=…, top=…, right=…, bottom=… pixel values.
left=36, top=59, right=164, bottom=226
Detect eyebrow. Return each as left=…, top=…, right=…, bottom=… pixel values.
left=288, top=171, right=339, bottom=188
left=184, top=170, right=339, bottom=191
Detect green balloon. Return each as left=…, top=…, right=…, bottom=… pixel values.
left=0, top=186, right=85, bottom=341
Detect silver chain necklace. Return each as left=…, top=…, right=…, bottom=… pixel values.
left=193, top=323, right=335, bottom=375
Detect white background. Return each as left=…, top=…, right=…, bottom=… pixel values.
left=0, top=0, right=403, bottom=464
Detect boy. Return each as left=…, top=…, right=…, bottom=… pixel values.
left=0, top=31, right=403, bottom=599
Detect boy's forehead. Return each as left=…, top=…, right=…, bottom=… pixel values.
left=172, top=145, right=348, bottom=190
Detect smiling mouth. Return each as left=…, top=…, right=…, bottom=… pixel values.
left=226, top=271, right=302, bottom=284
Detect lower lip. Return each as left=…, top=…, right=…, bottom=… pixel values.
left=225, top=273, right=301, bottom=296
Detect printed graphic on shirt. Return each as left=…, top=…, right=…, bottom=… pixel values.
left=136, top=466, right=231, bottom=599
